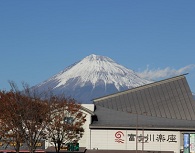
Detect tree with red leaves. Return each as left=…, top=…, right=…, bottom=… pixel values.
left=0, top=82, right=51, bottom=153
left=0, top=91, right=24, bottom=153
left=47, top=96, right=86, bottom=153
left=0, top=82, right=86, bottom=153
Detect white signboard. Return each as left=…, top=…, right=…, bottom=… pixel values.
left=91, top=130, right=180, bottom=153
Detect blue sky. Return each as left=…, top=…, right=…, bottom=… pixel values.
left=0, top=0, right=195, bottom=92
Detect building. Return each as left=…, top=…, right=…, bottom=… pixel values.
left=78, top=74, right=195, bottom=153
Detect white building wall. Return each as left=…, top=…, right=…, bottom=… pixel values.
left=78, top=104, right=94, bottom=148
left=90, top=129, right=181, bottom=153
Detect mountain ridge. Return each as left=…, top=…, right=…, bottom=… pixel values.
left=33, top=54, right=151, bottom=103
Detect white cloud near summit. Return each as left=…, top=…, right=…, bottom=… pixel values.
left=137, top=64, right=195, bottom=81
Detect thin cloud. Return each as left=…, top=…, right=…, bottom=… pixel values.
left=137, top=64, right=195, bottom=81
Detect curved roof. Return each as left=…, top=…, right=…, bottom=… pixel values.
left=81, top=105, right=95, bottom=115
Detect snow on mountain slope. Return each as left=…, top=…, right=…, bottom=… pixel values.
left=193, top=93, right=195, bottom=100
left=33, top=54, right=151, bottom=103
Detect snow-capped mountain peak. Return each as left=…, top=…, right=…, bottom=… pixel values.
left=34, top=54, right=151, bottom=103
left=52, top=54, right=149, bottom=90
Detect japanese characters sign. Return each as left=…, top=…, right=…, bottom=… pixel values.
left=127, top=133, right=177, bottom=143
left=113, top=130, right=180, bottom=152
left=91, top=129, right=180, bottom=152
left=114, top=130, right=177, bottom=144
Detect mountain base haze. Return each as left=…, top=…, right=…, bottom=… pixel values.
left=32, top=54, right=151, bottom=103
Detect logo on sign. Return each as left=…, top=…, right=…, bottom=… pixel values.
left=115, top=131, right=125, bottom=143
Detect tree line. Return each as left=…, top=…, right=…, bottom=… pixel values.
left=0, top=82, right=86, bottom=153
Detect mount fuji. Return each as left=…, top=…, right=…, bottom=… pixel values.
left=32, top=54, right=151, bottom=103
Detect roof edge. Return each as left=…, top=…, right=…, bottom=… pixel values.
left=89, top=125, right=195, bottom=131
left=93, top=74, right=189, bottom=102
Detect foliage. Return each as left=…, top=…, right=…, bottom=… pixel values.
left=0, top=82, right=86, bottom=153
left=0, top=82, right=50, bottom=153
left=47, top=96, right=86, bottom=153
left=0, top=90, right=24, bottom=153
